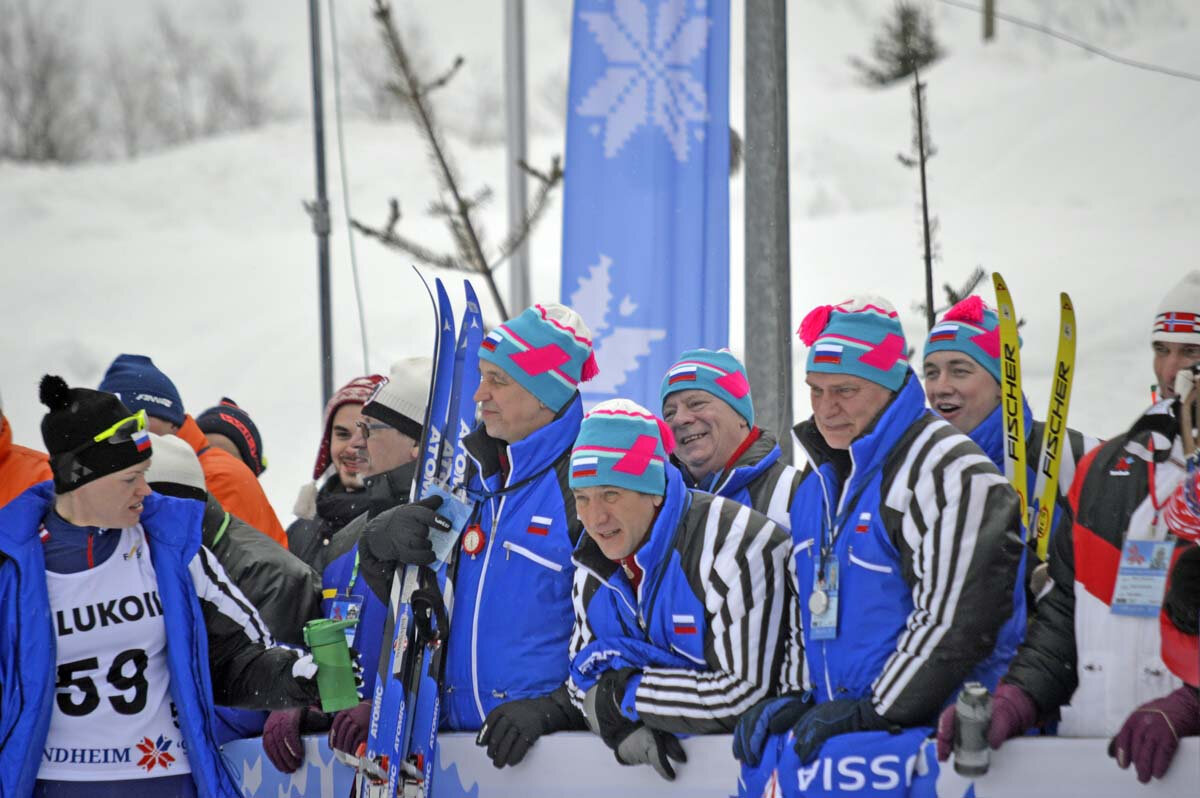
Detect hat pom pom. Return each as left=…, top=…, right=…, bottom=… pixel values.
left=798, top=305, right=833, bottom=346
left=943, top=295, right=985, bottom=324
left=656, top=417, right=676, bottom=454
left=39, top=375, right=72, bottom=411
left=581, top=351, right=600, bottom=382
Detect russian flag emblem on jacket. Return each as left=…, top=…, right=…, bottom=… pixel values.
left=672, top=614, right=697, bottom=635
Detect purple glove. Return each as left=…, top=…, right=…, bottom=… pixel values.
left=935, top=703, right=956, bottom=761
left=262, top=708, right=305, bottom=773
left=936, top=683, right=1039, bottom=761
left=1108, top=686, right=1200, bottom=783
left=329, top=699, right=373, bottom=755
left=986, top=683, right=1039, bottom=749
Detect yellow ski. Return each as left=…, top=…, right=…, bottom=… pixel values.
left=1031, top=293, right=1076, bottom=561
left=993, top=273, right=1028, bottom=532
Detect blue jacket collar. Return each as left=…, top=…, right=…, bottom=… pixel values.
left=686, top=428, right=782, bottom=497
left=466, top=394, right=583, bottom=490
left=966, top=397, right=1034, bottom=473
left=632, top=465, right=689, bottom=579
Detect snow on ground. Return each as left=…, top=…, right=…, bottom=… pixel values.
left=2, top=0, right=1196, bottom=516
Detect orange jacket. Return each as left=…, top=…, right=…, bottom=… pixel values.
left=0, top=416, right=53, bottom=509
left=176, top=415, right=287, bottom=546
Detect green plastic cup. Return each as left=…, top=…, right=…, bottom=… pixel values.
left=303, top=618, right=360, bottom=713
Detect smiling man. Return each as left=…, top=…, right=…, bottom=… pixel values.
left=922, top=295, right=1100, bottom=659
left=937, top=270, right=1200, bottom=785
left=660, top=349, right=801, bottom=529
left=734, top=296, right=1022, bottom=769
left=565, top=399, right=792, bottom=781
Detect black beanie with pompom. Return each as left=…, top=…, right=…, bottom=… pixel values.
left=40, top=375, right=152, bottom=492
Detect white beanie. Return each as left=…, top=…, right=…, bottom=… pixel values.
left=362, top=356, right=432, bottom=441
left=1153, top=270, right=1200, bottom=344
left=145, top=432, right=207, bottom=500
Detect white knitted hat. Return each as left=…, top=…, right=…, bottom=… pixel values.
left=145, top=432, right=206, bottom=498
left=1152, top=270, right=1200, bottom=344
left=362, top=356, right=432, bottom=440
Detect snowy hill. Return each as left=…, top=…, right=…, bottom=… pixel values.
left=2, top=0, right=1197, bottom=516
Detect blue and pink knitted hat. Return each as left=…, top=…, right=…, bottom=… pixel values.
left=569, top=399, right=675, bottom=496
left=659, top=348, right=754, bottom=426
left=478, top=303, right=599, bottom=412
left=922, top=295, right=1002, bottom=383
left=798, top=296, right=909, bottom=391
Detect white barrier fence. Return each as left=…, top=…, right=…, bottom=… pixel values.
left=221, top=732, right=1199, bottom=797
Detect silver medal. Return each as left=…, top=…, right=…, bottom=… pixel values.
left=808, top=589, right=829, bottom=616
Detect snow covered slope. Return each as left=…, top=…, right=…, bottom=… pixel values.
left=2, top=0, right=1196, bottom=515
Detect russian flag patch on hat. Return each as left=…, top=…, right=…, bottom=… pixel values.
left=813, top=343, right=843, bottom=364
left=928, top=324, right=958, bottom=343
left=572, top=455, right=599, bottom=479
left=133, top=430, right=151, bottom=453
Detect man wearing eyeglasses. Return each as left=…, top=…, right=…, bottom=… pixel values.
left=262, top=357, right=432, bottom=773
left=0, top=376, right=325, bottom=798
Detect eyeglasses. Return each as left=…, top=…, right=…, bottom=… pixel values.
left=91, top=410, right=148, bottom=445
left=55, top=410, right=149, bottom=479
left=355, top=420, right=392, bottom=440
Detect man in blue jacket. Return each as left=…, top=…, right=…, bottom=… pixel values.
left=566, top=398, right=793, bottom=780
left=359, top=303, right=598, bottom=768
left=733, top=297, right=1023, bottom=769
left=0, top=376, right=321, bottom=798
left=660, top=348, right=802, bottom=529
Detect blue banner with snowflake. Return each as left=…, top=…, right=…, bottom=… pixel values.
left=560, top=0, right=730, bottom=409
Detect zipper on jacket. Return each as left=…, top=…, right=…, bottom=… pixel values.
left=502, top=541, right=563, bottom=572
left=467, top=447, right=515, bottom=725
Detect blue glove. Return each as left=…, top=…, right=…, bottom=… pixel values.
left=732, top=692, right=813, bottom=767
left=791, top=697, right=897, bottom=764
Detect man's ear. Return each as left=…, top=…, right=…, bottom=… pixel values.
left=653, top=494, right=664, bottom=508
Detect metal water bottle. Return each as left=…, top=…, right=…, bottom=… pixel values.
left=953, top=682, right=992, bottom=777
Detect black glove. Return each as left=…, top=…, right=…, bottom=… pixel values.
left=359, top=496, right=450, bottom=602
left=476, top=686, right=586, bottom=768
left=732, top=692, right=814, bottom=766
left=791, top=697, right=898, bottom=764
left=582, top=668, right=640, bottom=750
left=614, top=724, right=687, bottom=781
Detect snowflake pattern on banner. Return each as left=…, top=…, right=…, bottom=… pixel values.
left=577, top=0, right=711, bottom=161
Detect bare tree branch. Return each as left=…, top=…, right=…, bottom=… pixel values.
left=489, top=156, right=564, bottom=272
left=369, top=0, right=506, bottom=316
left=420, top=56, right=464, bottom=96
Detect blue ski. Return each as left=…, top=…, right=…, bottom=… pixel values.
left=352, top=274, right=482, bottom=797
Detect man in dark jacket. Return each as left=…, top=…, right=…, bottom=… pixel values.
left=660, top=348, right=801, bottom=529
left=937, top=272, right=1200, bottom=784
left=287, top=375, right=385, bottom=568
left=145, top=432, right=326, bottom=748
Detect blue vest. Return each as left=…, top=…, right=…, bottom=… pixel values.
left=0, top=482, right=240, bottom=798
left=442, top=398, right=583, bottom=730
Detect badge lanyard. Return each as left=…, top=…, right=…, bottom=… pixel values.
left=810, top=461, right=882, bottom=635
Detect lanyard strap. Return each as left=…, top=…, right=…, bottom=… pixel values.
left=346, top=550, right=360, bottom=595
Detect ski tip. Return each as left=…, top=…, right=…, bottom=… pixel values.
left=1060, top=292, right=1074, bottom=311
left=991, top=271, right=1007, bottom=290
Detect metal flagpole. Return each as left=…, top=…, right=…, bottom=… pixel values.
left=745, top=0, right=793, bottom=459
